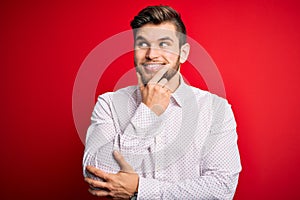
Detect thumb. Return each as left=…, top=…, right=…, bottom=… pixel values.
left=113, top=151, right=134, bottom=172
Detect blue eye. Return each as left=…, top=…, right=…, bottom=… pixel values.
left=137, top=42, right=149, bottom=48
left=160, top=42, right=170, bottom=47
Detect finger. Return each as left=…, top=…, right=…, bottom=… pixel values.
left=113, top=151, right=134, bottom=172
left=148, top=66, right=169, bottom=84
left=88, top=188, right=110, bottom=197
left=85, top=177, right=109, bottom=190
left=157, top=78, right=168, bottom=87
left=112, top=196, right=131, bottom=200
left=164, top=72, right=180, bottom=92
left=86, top=165, right=109, bottom=181
left=136, top=72, right=144, bottom=89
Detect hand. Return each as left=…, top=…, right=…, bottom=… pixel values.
left=137, top=66, right=180, bottom=116
left=85, top=151, right=139, bottom=199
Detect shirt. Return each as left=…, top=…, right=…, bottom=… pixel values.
left=83, top=78, right=242, bottom=200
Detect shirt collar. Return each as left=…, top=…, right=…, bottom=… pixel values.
left=171, top=75, right=190, bottom=107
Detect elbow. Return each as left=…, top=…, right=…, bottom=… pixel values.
left=216, top=173, right=240, bottom=200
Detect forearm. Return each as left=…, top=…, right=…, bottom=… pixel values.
left=83, top=95, right=163, bottom=177
left=138, top=173, right=239, bottom=200
left=120, top=102, right=163, bottom=152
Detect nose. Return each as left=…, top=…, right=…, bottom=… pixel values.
left=146, top=46, right=160, bottom=60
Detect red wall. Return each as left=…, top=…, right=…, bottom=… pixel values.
left=1, top=0, right=300, bottom=199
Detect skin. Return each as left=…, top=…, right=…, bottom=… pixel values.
left=85, top=22, right=190, bottom=199
left=134, top=22, right=190, bottom=115
left=85, top=151, right=138, bottom=199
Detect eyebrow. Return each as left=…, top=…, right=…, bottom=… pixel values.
left=135, top=36, right=147, bottom=41
left=135, top=36, right=174, bottom=42
left=158, top=37, right=174, bottom=42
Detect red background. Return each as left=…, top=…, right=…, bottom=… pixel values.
left=1, top=0, right=300, bottom=199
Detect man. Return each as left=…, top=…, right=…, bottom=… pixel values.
left=83, top=5, right=241, bottom=200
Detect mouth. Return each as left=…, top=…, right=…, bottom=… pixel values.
left=142, top=63, right=166, bottom=73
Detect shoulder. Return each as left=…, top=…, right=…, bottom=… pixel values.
left=188, top=86, right=236, bottom=126
left=188, top=85, right=230, bottom=108
left=96, top=85, right=138, bottom=102
left=92, top=86, right=138, bottom=116
left=186, top=87, right=237, bottom=134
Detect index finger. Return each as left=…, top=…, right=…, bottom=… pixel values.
left=113, top=150, right=134, bottom=173
left=86, top=165, right=110, bottom=181
left=148, top=66, right=169, bottom=84
left=164, top=72, right=180, bottom=92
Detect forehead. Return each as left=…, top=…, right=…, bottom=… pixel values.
left=135, top=22, right=178, bottom=41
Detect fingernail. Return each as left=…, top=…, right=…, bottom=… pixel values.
left=113, top=150, right=119, bottom=155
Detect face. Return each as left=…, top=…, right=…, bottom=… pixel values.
left=134, top=22, right=190, bottom=85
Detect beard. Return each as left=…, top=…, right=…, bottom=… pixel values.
left=134, top=56, right=181, bottom=85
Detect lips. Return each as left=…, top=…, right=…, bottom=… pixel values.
left=143, top=63, right=165, bottom=73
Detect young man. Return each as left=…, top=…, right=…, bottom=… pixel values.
left=83, top=5, right=241, bottom=200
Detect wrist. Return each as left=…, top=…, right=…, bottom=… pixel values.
left=150, top=104, right=165, bottom=116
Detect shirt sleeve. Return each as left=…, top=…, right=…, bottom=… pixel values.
left=120, top=102, right=164, bottom=153
left=83, top=92, right=163, bottom=178
left=137, top=97, right=242, bottom=200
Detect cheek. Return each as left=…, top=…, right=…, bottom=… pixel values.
left=163, top=46, right=180, bottom=58
left=163, top=51, right=180, bottom=63
left=134, top=50, right=145, bottom=61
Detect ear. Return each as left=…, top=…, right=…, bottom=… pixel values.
left=179, top=43, right=190, bottom=64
